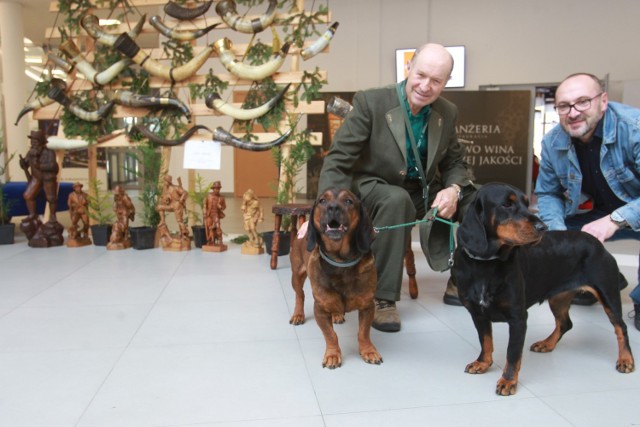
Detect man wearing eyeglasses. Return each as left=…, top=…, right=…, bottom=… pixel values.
left=535, top=72, right=640, bottom=331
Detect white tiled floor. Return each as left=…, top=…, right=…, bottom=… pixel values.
left=1, top=204, right=639, bottom=427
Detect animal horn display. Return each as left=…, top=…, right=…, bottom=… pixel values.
left=132, top=124, right=212, bottom=147
left=300, top=22, right=340, bottom=60
left=113, top=33, right=214, bottom=83
left=215, top=0, right=277, bottom=33
left=213, top=126, right=293, bottom=151
left=149, top=15, right=220, bottom=41
left=205, top=83, right=290, bottom=120
left=163, top=0, right=213, bottom=20
left=47, top=53, right=74, bottom=73
left=58, top=39, right=131, bottom=85
left=14, top=78, right=67, bottom=125
left=214, top=37, right=290, bottom=81
left=80, top=13, right=146, bottom=47
left=107, top=90, right=192, bottom=121
left=47, top=86, right=115, bottom=122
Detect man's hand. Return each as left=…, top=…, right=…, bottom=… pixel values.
left=581, top=216, right=619, bottom=242
left=430, top=186, right=459, bottom=219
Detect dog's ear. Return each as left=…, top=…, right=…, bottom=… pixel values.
left=457, top=192, right=491, bottom=256
left=306, top=203, right=318, bottom=252
left=354, top=201, right=375, bottom=254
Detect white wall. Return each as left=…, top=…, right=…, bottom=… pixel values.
left=311, top=0, right=640, bottom=94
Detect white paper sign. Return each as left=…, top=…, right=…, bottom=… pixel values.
left=183, top=139, right=221, bottom=170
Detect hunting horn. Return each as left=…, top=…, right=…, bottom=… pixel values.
left=58, top=39, right=131, bottom=85
left=214, top=37, right=290, bottom=81
left=132, top=124, right=212, bottom=147
left=300, top=22, right=340, bottom=60
left=215, top=0, right=277, bottom=34
left=113, top=32, right=214, bottom=83
left=205, top=83, right=290, bottom=120
left=80, top=13, right=146, bottom=47
left=213, top=126, right=293, bottom=152
left=107, top=90, right=192, bottom=121
left=47, top=86, right=115, bottom=122
left=164, top=1, right=213, bottom=20
left=14, top=78, right=67, bottom=125
left=149, top=15, right=220, bottom=41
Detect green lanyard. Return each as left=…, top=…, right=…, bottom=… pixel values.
left=396, top=83, right=430, bottom=212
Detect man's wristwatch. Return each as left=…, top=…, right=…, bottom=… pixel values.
left=450, top=184, right=463, bottom=201
left=610, top=211, right=629, bottom=229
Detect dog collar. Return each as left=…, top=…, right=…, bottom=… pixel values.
left=463, top=247, right=500, bottom=261
left=319, top=247, right=362, bottom=268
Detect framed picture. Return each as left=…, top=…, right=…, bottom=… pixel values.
left=395, top=45, right=466, bottom=88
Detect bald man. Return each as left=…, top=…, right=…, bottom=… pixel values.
left=318, top=43, right=477, bottom=331
left=535, top=73, right=640, bottom=328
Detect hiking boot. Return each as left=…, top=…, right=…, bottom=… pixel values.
left=572, top=292, right=598, bottom=306
left=372, top=299, right=401, bottom=332
left=632, top=304, right=640, bottom=332
left=443, top=277, right=463, bottom=306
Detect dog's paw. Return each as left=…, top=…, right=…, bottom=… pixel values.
left=332, top=313, right=345, bottom=324
left=465, top=360, right=491, bottom=374
left=289, top=314, right=305, bottom=325
left=360, top=348, right=383, bottom=365
left=530, top=340, right=556, bottom=353
left=322, top=351, right=342, bottom=369
left=616, top=358, right=635, bottom=373
left=495, top=377, right=517, bottom=396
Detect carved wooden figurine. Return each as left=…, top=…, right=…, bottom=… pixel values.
left=156, top=174, right=191, bottom=251
left=67, top=182, right=92, bottom=247
left=107, top=185, right=135, bottom=250
left=19, top=130, right=64, bottom=247
left=202, top=181, right=227, bottom=252
left=240, top=188, right=264, bottom=255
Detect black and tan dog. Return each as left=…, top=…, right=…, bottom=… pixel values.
left=452, top=182, right=634, bottom=395
left=289, top=188, right=382, bottom=369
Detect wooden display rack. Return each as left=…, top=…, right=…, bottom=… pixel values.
left=34, top=0, right=332, bottom=205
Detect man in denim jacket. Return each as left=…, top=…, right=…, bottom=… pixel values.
left=535, top=72, right=640, bottom=331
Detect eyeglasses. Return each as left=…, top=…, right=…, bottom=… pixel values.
left=554, top=93, right=603, bottom=115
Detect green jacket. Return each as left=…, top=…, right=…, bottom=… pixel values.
left=319, top=84, right=473, bottom=201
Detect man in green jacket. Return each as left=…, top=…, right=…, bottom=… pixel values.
left=318, top=43, right=476, bottom=332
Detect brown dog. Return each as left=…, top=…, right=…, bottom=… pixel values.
left=289, top=188, right=382, bottom=369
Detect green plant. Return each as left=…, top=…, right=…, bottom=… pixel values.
left=0, top=138, right=16, bottom=224
left=136, top=141, right=162, bottom=228
left=187, top=173, right=212, bottom=225
left=271, top=121, right=315, bottom=230
left=87, top=179, right=115, bottom=225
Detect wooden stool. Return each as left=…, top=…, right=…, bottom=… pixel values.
left=270, top=203, right=312, bottom=269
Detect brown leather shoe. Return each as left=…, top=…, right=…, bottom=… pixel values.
left=372, top=299, right=401, bottom=332
left=443, top=277, right=463, bottom=306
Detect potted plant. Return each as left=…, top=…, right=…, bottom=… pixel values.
left=0, top=138, right=16, bottom=244
left=187, top=173, right=212, bottom=248
left=87, top=178, right=115, bottom=246
left=129, top=138, right=162, bottom=249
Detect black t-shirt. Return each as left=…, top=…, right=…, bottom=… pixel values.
left=572, top=120, right=624, bottom=212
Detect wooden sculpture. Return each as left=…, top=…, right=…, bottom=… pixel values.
left=67, top=182, right=91, bottom=247
left=107, top=185, right=135, bottom=250
left=19, top=130, right=64, bottom=247
left=156, top=174, right=191, bottom=251
left=202, top=181, right=227, bottom=252
left=240, top=189, right=264, bottom=255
